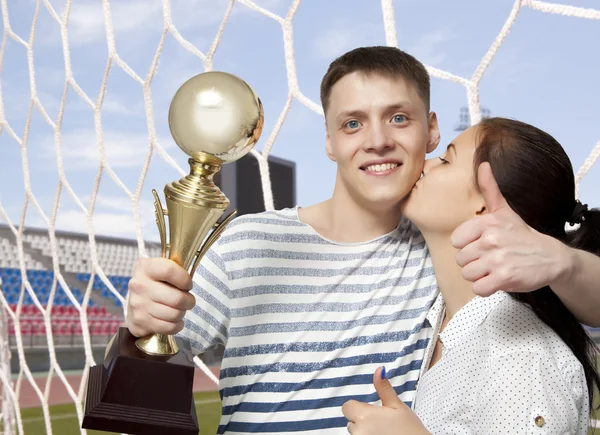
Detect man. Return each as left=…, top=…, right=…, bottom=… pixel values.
left=126, top=46, right=600, bottom=434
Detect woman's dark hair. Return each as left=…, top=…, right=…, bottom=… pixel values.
left=474, top=117, right=600, bottom=409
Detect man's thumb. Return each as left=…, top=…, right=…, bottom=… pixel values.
left=373, top=367, right=404, bottom=409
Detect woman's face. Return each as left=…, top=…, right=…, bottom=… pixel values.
left=401, top=126, right=485, bottom=236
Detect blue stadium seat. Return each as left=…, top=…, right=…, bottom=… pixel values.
left=1, top=267, right=130, bottom=310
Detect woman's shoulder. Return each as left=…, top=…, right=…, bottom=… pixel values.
left=483, top=294, right=584, bottom=378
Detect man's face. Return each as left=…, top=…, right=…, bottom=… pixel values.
left=325, top=72, right=440, bottom=211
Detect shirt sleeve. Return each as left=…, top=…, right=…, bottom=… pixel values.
left=176, top=239, right=231, bottom=355
left=471, top=351, right=588, bottom=434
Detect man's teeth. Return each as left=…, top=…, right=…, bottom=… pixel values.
left=365, top=163, right=398, bottom=172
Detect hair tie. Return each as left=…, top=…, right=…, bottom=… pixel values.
left=569, top=200, right=589, bottom=225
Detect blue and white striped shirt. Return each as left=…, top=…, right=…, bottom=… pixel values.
left=179, top=207, right=437, bottom=434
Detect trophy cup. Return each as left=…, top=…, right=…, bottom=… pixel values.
left=82, top=71, right=264, bottom=435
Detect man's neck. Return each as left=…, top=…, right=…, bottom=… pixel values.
left=299, top=186, right=403, bottom=244
left=423, top=232, right=476, bottom=322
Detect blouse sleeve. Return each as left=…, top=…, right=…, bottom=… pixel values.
left=470, top=351, right=588, bottom=434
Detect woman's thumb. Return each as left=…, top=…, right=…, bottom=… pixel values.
left=373, top=367, right=404, bottom=409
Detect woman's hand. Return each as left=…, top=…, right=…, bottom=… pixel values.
left=342, top=367, right=430, bottom=435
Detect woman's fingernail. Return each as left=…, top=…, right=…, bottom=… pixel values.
left=381, top=366, right=386, bottom=379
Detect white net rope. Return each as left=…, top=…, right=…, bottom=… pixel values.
left=0, top=0, right=598, bottom=434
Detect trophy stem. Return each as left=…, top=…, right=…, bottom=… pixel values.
left=135, top=333, right=179, bottom=356
left=135, top=155, right=231, bottom=357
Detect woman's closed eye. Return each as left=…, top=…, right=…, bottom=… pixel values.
left=439, top=156, right=449, bottom=164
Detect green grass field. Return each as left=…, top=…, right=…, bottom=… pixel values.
left=4, top=379, right=600, bottom=434
left=4, top=391, right=222, bottom=435
left=9, top=393, right=600, bottom=435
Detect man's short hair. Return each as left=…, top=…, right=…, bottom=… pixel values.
left=320, top=46, right=431, bottom=115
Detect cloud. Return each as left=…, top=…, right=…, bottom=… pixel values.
left=66, top=0, right=163, bottom=47
left=54, top=208, right=138, bottom=237
left=314, top=28, right=357, bottom=60
left=405, top=29, right=456, bottom=67
left=63, top=0, right=278, bottom=48
left=312, top=21, right=457, bottom=66
left=37, top=128, right=177, bottom=170
left=101, top=95, right=144, bottom=117
left=483, top=44, right=537, bottom=88
left=314, top=19, right=386, bottom=60
left=22, top=194, right=160, bottom=240
left=82, top=194, right=153, bottom=212
left=313, top=21, right=455, bottom=66
left=248, top=0, right=291, bottom=10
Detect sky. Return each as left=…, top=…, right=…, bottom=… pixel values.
left=0, top=0, right=598, bottom=244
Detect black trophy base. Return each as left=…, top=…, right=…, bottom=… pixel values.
left=82, top=327, right=199, bottom=435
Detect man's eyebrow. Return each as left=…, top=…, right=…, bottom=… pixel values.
left=336, top=101, right=415, bottom=120
left=385, top=101, right=414, bottom=112
left=336, top=109, right=367, bottom=120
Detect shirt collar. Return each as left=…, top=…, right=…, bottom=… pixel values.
left=431, top=291, right=510, bottom=350
left=426, top=292, right=445, bottom=331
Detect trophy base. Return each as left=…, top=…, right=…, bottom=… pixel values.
left=82, top=327, right=199, bottom=435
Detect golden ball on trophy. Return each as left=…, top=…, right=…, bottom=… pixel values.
left=168, top=70, right=264, bottom=163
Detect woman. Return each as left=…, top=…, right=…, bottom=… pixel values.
left=345, top=117, right=600, bottom=433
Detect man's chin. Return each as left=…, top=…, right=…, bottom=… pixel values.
left=364, top=192, right=411, bottom=213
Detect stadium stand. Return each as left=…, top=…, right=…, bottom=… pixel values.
left=0, top=224, right=162, bottom=352
left=1, top=222, right=596, bottom=370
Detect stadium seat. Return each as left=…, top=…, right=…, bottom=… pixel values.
left=73, top=321, right=82, bottom=335
left=32, top=321, right=46, bottom=335
left=20, top=321, right=32, bottom=335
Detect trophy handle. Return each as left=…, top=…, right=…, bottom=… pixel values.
left=189, top=210, right=237, bottom=276
left=138, top=190, right=178, bottom=356
left=152, top=189, right=168, bottom=258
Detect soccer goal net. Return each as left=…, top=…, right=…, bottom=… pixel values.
left=0, top=0, right=599, bottom=434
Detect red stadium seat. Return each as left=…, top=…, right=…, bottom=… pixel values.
left=100, top=323, right=110, bottom=335
left=23, top=305, right=36, bottom=316
left=66, top=306, right=78, bottom=317
left=32, top=321, right=46, bottom=335
left=20, top=321, right=32, bottom=335
left=57, top=322, right=68, bottom=336
left=91, top=322, right=104, bottom=336
left=51, top=305, right=65, bottom=316
left=73, top=321, right=82, bottom=335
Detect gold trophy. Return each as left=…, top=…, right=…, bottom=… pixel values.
left=82, top=71, right=264, bottom=435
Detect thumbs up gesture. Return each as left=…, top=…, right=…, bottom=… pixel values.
left=451, top=162, right=565, bottom=296
left=341, top=367, right=430, bottom=435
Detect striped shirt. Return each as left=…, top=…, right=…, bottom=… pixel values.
left=179, top=207, right=437, bottom=434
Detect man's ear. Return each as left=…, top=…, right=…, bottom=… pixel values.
left=325, top=122, right=336, bottom=162
left=427, top=112, right=441, bottom=154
